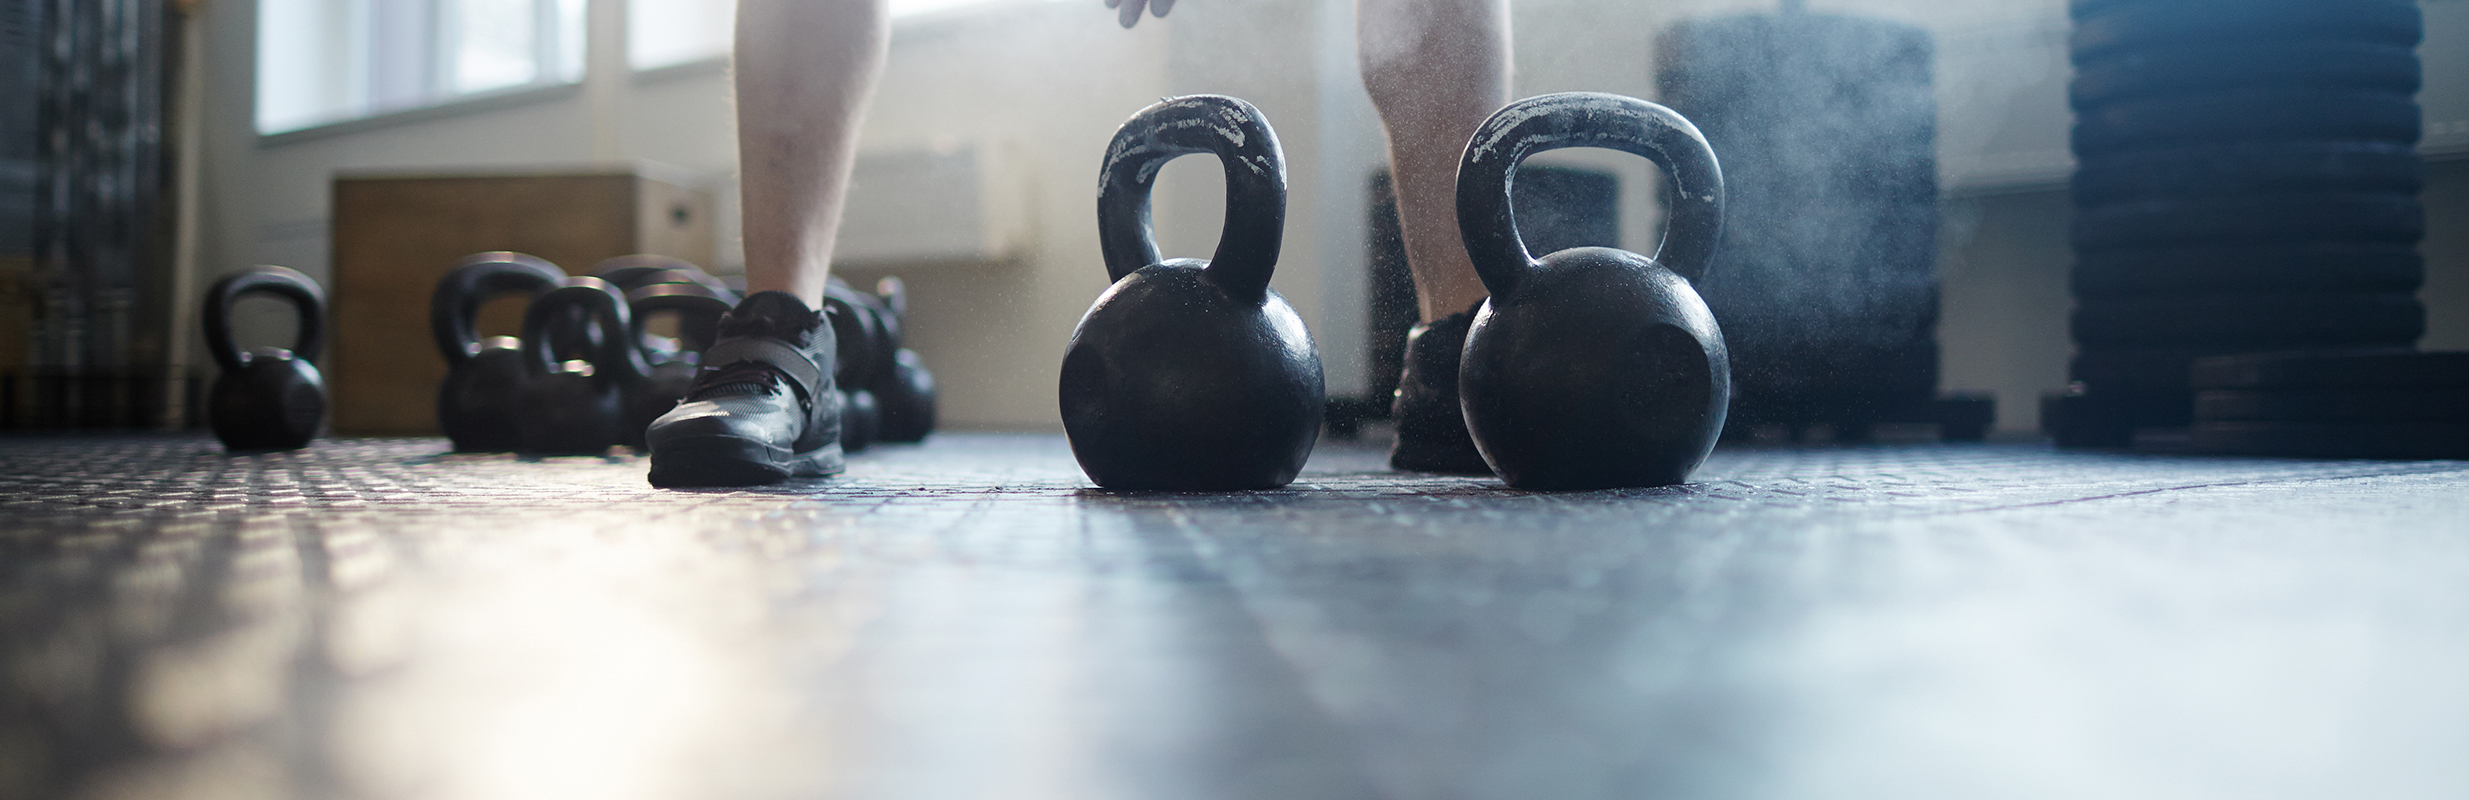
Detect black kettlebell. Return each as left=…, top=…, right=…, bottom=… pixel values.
left=515, top=277, right=649, bottom=455
left=870, top=277, right=938, bottom=443
left=619, top=279, right=733, bottom=449
left=204, top=266, right=328, bottom=451
left=1060, top=95, right=1323, bottom=490
left=823, top=278, right=887, bottom=452
left=593, top=254, right=725, bottom=293
left=1456, top=92, right=1729, bottom=489
left=433, top=252, right=565, bottom=451
left=879, top=350, right=937, bottom=442
left=592, top=256, right=735, bottom=359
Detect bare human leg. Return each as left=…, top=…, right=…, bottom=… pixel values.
left=1358, top=0, right=1510, bottom=473
left=1358, top=0, right=1508, bottom=323
left=735, top=0, right=890, bottom=306
left=644, top=0, right=887, bottom=488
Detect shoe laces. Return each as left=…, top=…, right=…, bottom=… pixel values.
left=685, top=360, right=788, bottom=401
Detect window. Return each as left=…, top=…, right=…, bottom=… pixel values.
left=626, top=0, right=1046, bottom=71
left=257, top=0, right=587, bottom=134
left=629, top=0, right=732, bottom=71
left=259, top=0, right=1047, bottom=133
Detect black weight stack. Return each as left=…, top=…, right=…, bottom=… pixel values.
left=2053, top=0, right=2428, bottom=447
left=1661, top=4, right=1984, bottom=442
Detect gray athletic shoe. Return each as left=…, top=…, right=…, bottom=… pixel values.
left=646, top=291, right=845, bottom=487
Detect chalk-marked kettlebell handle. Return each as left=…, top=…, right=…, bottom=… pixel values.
left=433, top=252, right=564, bottom=365
left=520, top=278, right=652, bottom=383
left=204, top=265, right=326, bottom=374
left=1096, top=94, right=1288, bottom=301
left=1457, top=92, right=1725, bottom=294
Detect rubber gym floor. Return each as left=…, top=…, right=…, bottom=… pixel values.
left=4, top=431, right=2466, bottom=798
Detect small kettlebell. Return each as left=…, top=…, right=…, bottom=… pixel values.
left=822, top=279, right=886, bottom=452
left=515, top=277, right=649, bottom=455
left=870, top=277, right=938, bottom=443
left=204, top=266, right=328, bottom=451
left=593, top=254, right=731, bottom=296
left=1060, top=95, right=1323, bottom=490
left=592, top=256, right=735, bottom=359
left=1455, top=92, right=1729, bottom=489
left=620, top=279, right=733, bottom=449
left=433, top=252, right=565, bottom=451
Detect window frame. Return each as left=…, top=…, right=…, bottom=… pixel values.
left=254, top=0, right=587, bottom=141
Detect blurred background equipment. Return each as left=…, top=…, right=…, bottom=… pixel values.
left=4, top=0, right=196, bottom=431
left=825, top=279, right=889, bottom=453
left=515, top=276, right=647, bottom=456
left=330, top=168, right=713, bottom=436
left=606, top=257, right=739, bottom=450
left=2190, top=349, right=2469, bottom=458
left=1659, top=0, right=1991, bottom=442
left=867, top=277, right=938, bottom=444
left=2049, top=0, right=2429, bottom=447
left=203, top=265, right=326, bottom=451
left=819, top=275, right=939, bottom=449
left=433, top=252, right=567, bottom=452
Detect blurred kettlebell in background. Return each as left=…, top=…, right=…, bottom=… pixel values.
left=433, top=251, right=564, bottom=451
left=205, top=265, right=328, bottom=451
left=592, top=254, right=735, bottom=360
left=1455, top=92, right=1729, bottom=489
left=592, top=254, right=733, bottom=297
left=823, top=278, right=886, bottom=453
left=621, top=277, right=735, bottom=449
left=1060, top=94, right=1323, bottom=490
left=516, top=277, right=649, bottom=455
left=870, top=276, right=938, bottom=443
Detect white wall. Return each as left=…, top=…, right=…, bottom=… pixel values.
left=197, top=0, right=2469, bottom=435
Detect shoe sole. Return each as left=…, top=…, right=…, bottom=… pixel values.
left=647, top=434, right=845, bottom=487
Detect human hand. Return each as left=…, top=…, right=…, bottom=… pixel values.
left=1105, top=0, right=1176, bottom=28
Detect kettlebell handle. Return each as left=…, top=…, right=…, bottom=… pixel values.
left=626, top=282, right=734, bottom=354
left=591, top=254, right=734, bottom=298
left=433, top=252, right=564, bottom=365
left=1456, top=92, right=1725, bottom=294
left=520, top=277, right=651, bottom=382
left=204, top=265, right=326, bottom=374
left=1096, top=94, right=1288, bottom=301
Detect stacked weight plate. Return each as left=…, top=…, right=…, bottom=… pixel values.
left=2190, top=350, right=2469, bottom=458
left=2055, top=0, right=2429, bottom=446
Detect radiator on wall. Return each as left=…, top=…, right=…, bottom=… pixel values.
left=834, top=141, right=1036, bottom=268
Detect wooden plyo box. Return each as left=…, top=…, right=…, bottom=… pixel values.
left=330, top=167, right=715, bottom=435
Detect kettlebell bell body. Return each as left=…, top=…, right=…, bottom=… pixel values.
left=868, top=276, right=939, bottom=443
left=516, top=277, right=649, bottom=455
left=878, top=347, right=938, bottom=443
left=1061, top=95, right=1323, bottom=490
left=205, top=266, right=329, bottom=451
left=1456, top=92, right=1730, bottom=489
left=823, top=279, right=888, bottom=452
left=434, top=252, right=565, bottom=451
left=843, top=388, right=881, bottom=452
left=620, top=281, right=734, bottom=449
